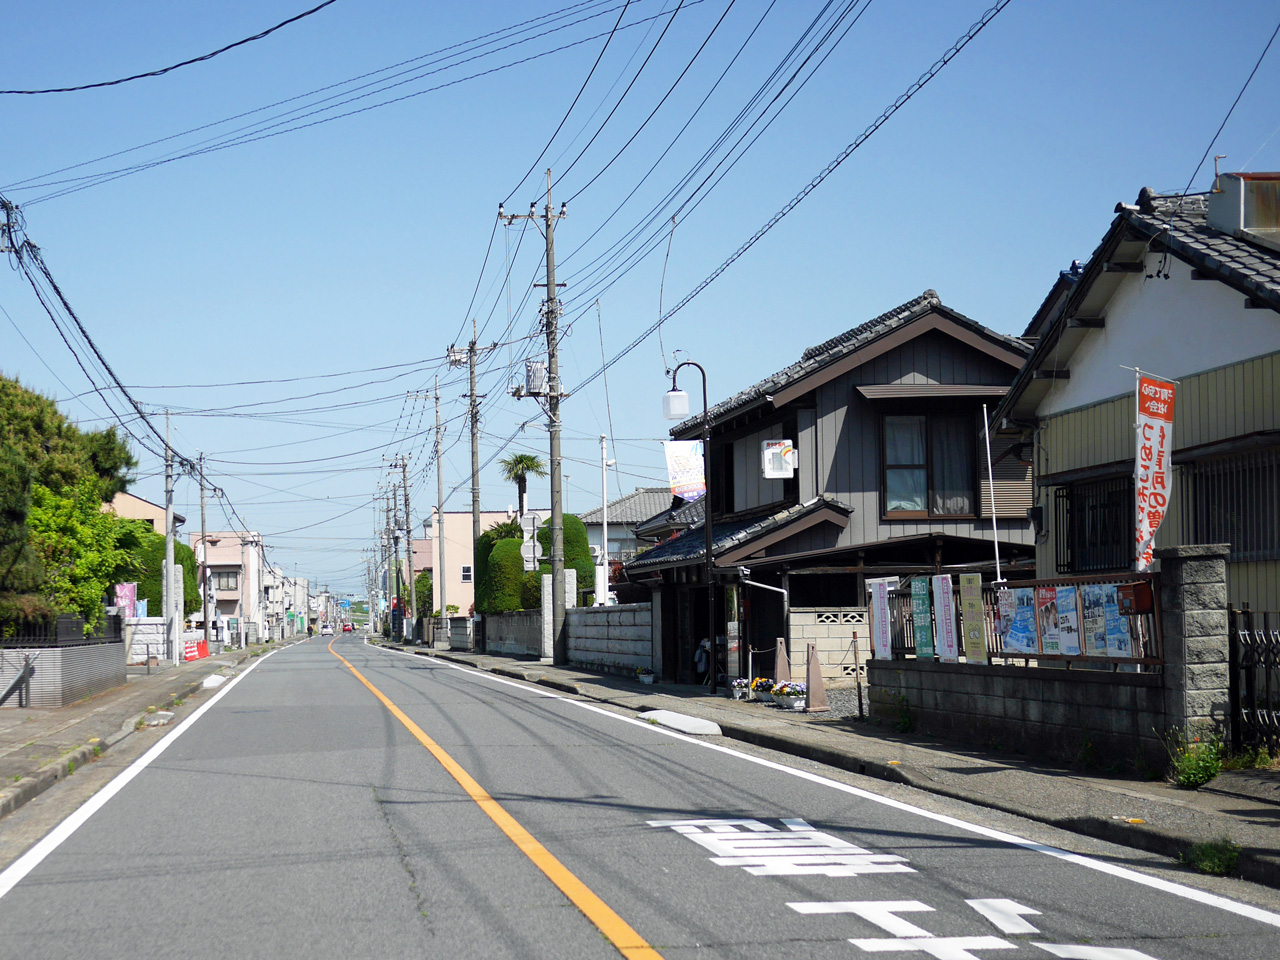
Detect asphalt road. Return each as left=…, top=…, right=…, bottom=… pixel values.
left=0, top=635, right=1277, bottom=959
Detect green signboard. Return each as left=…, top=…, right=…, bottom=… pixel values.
left=910, top=577, right=934, bottom=659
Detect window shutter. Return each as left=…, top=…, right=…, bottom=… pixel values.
left=978, top=434, right=1033, bottom=518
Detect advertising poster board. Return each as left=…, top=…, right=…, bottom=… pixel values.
left=1080, top=584, right=1108, bottom=657
left=1102, top=584, right=1133, bottom=657
left=1036, top=587, right=1061, bottom=655
left=1001, top=587, right=1039, bottom=654
left=868, top=578, right=893, bottom=660
left=1055, top=585, right=1083, bottom=656
left=910, top=577, right=934, bottom=659
left=114, top=582, right=137, bottom=618
left=959, top=573, right=988, bottom=664
left=932, top=574, right=959, bottom=662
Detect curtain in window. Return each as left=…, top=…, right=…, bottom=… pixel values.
left=885, top=416, right=926, bottom=512
left=930, top=414, right=974, bottom=515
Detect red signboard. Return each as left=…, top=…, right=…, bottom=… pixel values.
left=1134, top=375, right=1175, bottom=571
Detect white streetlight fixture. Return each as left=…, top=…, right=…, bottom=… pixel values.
left=663, top=388, right=690, bottom=422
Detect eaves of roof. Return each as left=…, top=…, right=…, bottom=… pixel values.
left=669, top=292, right=1029, bottom=439
left=625, top=495, right=851, bottom=572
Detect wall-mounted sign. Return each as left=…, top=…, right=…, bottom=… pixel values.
left=761, top=440, right=798, bottom=479
left=910, top=578, right=934, bottom=659
left=867, top=578, right=895, bottom=660
left=932, top=575, right=958, bottom=662
left=959, top=574, right=987, bottom=664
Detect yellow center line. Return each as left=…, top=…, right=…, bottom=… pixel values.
left=329, top=639, right=664, bottom=960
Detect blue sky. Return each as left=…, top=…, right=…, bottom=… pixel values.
left=2, top=0, right=1278, bottom=593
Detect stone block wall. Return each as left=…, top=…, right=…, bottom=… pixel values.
left=1157, top=543, right=1231, bottom=736
left=124, top=617, right=168, bottom=664
left=566, top=603, right=653, bottom=675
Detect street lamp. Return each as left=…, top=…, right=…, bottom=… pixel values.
left=664, top=361, right=717, bottom=695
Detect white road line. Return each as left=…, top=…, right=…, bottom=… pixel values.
left=0, top=647, right=282, bottom=901
left=367, top=645, right=1280, bottom=931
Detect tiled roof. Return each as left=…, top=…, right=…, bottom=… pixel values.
left=626, top=496, right=848, bottom=571
left=1122, top=191, right=1280, bottom=309
left=632, top=496, right=704, bottom=540
left=670, top=291, right=1029, bottom=435
left=578, top=487, right=672, bottom=525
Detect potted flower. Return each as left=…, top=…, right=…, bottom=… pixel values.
left=772, top=681, right=807, bottom=711
left=730, top=677, right=750, bottom=700
left=636, top=666, right=655, bottom=685
left=750, top=677, right=774, bottom=703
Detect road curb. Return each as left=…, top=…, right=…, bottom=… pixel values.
left=0, top=653, right=253, bottom=824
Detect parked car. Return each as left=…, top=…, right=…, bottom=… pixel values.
left=321, top=623, right=334, bottom=636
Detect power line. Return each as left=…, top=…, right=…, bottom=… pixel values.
left=1, top=0, right=343, bottom=95
left=569, top=0, right=1014, bottom=397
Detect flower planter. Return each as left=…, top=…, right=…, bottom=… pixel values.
left=638, top=674, right=654, bottom=685
left=731, top=687, right=749, bottom=700
left=774, top=694, right=796, bottom=710
left=756, top=690, right=773, bottom=703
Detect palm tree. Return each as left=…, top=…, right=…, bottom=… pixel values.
left=498, top=453, right=547, bottom=517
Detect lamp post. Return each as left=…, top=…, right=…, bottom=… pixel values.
left=664, top=361, right=717, bottom=695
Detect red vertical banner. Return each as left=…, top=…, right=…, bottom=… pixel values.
left=1135, top=375, right=1175, bottom=571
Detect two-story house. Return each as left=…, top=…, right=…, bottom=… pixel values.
left=992, top=175, right=1280, bottom=610
left=626, top=291, right=1035, bottom=682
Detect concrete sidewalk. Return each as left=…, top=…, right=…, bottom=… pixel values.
left=0, top=645, right=269, bottom=820
left=395, top=643, right=1280, bottom=890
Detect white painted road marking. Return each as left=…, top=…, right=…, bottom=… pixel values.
left=1033, top=947, right=1160, bottom=960
left=0, top=648, right=281, bottom=901
left=648, top=817, right=913, bottom=877
left=370, top=644, right=1280, bottom=932
left=850, top=935, right=1014, bottom=958
left=965, top=899, right=1041, bottom=935
left=789, top=900, right=936, bottom=937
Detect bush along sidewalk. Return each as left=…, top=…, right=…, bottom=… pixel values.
left=1164, top=725, right=1223, bottom=788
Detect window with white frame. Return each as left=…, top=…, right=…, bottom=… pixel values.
left=460, top=565, right=473, bottom=583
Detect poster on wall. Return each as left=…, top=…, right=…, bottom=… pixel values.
left=1134, top=374, right=1176, bottom=571
left=932, top=574, right=959, bottom=663
left=959, top=574, right=988, bottom=664
left=910, top=578, right=934, bottom=659
left=1102, top=585, right=1133, bottom=657
left=1080, top=584, right=1109, bottom=657
left=997, top=587, right=1039, bottom=654
left=1036, top=587, right=1061, bottom=654
left=1055, top=586, right=1083, bottom=656
left=868, top=578, right=894, bottom=660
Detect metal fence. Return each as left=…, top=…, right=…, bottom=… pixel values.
left=1228, top=607, right=1280, bottom=751
left=0, top=613, right=123, bottom=647
left=883, top=572, right=1162, bottom=670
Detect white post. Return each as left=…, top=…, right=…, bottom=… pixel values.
left=982, top=403, right=1002, bottom=584
left=599, top=434, right=608, bottom=606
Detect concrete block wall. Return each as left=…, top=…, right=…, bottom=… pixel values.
left=0, top=642, right=126, bottom=708
left=867, top=552, right=1232, bottom=771
left=482, top=610, right=541, bottom=658
left=868, top=660, right=1167, bottom=769
left=566, top=603, right=653, bottom=675
left=790, top=607, right=869, bottom=681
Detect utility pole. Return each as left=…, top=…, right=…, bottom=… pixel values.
left=389, top=485, right=402, bottom=640
left=164, top=412, right=178, bottom=664
left=435, top=378, right=447, bottom=627
left=400, top=457, right=418, bottom=642
left=469, top=319, right=482, bottom=564
left=199, top=454, right=210, bottom=651
left=500, top=171, right=568, bottom=664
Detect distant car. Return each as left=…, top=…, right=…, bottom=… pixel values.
left=320, top=624, right=334, bottom=636
left=342, top=623, right=353, bottom=633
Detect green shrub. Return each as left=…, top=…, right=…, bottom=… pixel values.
left=521, top=569, right=542, bottom=609
left=1180, top=837, right=1240, bottom=876
left=535, top=514, right=594, bottom=604
left=485, top=539, right=525, bottom=613
left=1166, top=727, right=1223, bottom=788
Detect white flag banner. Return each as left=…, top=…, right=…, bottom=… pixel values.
left=1134, top=374, right=1175, bottom=571
left=664, top=440, right=706, bottom=502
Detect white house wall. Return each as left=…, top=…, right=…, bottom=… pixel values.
left=1040, top=253, right=1280, bottom=417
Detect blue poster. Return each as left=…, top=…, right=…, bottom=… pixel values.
left=1103, top=585, right=1133, bottom=657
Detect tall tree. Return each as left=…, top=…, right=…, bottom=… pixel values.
left=497, top=454, right=547, bottom=516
